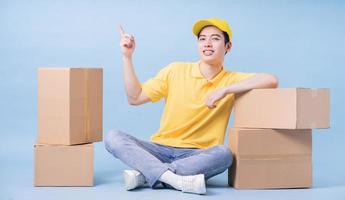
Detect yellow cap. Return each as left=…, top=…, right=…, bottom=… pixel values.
left=192, top=18, right=232, bottom=41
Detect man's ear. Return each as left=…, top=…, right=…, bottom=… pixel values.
left=227, top=42, right=232, bottom=52
left=226, top=42, right=232, bottom=54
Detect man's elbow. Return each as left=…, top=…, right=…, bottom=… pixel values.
left=268, top=74, right=279, bottom=88
left=127, top=96, right=140, bottom=106
left=128, top=100, right=137, bottom=105
left=261, top=73, right=279, bottom=88
left=126, top=90, right=150, bottom=106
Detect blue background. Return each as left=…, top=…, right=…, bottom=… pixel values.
left=1, top=0, right=344, bottom=199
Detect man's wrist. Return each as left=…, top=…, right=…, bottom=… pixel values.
left=122, top=55, right=132, bottom=62
left=224, top=85, right=234, bottom=95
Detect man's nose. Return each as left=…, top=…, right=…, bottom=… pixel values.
left=204, top=39, right=212, bottom=47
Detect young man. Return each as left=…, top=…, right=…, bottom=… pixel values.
left=105, top=18, right=278, bottom=195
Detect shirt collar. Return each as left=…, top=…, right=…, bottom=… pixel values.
left=191, top=61, right=204, bottom=78
left=191, top=61, right=226, bottom=83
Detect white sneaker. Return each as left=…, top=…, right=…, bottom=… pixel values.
left=123, top=170, right=146, bottom=190
left=180, top=174, right=206, bottom=195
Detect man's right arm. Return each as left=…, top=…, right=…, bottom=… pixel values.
left=122, top=57, right=151, bottom=105
left=119, top=26, right=150, bottom=105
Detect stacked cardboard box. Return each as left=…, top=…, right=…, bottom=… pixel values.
left=34, top=68, right=103, bottom=186
left=228, top=88, right=330, bottom=189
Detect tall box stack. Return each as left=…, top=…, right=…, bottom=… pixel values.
left=34, top=68, right=103, bottom=186
left=228, top=88, right=330, bottom=189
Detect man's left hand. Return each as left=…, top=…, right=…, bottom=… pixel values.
left=205, top=88, right=227, bottom=109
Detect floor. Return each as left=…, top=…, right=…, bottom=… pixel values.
left=1, top=134, right=345, bottom=200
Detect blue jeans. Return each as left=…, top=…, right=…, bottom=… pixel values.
left=104, top=129, right=233, bottom=188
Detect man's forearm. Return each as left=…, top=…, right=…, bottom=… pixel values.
left=122, top=56, right=142, bottom=103
left=225, top=73, right=278, bottom=95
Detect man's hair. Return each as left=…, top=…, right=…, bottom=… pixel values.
left=222, top=32, right=230, bottom=46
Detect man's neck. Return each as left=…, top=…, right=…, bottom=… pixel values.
left=199, top=61, right=223, bottom=80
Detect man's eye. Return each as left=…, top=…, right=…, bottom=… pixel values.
left=199, top=38, right=206, bottom=41
left=212, top=37, right=220, bottom=41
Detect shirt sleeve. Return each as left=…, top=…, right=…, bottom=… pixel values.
left=141, top=64, right=172, bottom=102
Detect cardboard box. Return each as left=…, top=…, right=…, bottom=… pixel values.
left=34, top=143, right=94, bottom=186
left=228, top=128, right=312, bottom=189
left=37, top=68, right=103, bottom=145
left=233, top=88, right=330, bottom=129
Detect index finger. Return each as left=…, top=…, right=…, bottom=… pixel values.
left=118, top=25, right=125, bottom=35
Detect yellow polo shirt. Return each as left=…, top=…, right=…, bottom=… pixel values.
left=141, top=61, right=255, bottom=149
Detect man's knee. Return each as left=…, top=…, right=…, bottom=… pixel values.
left=214, top=145, right=233, bottom=167
left=171, top=145, right=233, bottom=176
left=104, top=129, right=128, bottom=152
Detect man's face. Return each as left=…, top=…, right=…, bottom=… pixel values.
left=197, top=26, right=231, bottom=65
